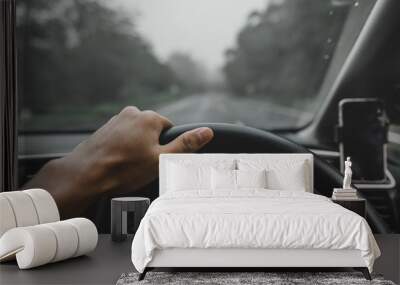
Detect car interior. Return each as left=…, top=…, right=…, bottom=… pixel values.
left=1, top=0, right=399, bottom=284
left=15, top=0, right=400, bottom=235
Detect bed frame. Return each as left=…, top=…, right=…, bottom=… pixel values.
left=139, top=154, right=371, bottom=280
left=141, top=248, right=370, bottom=280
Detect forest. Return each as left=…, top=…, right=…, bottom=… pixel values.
left=17, top=0, right=349, bottom=131
left=223, top=0, right=348, bottom=105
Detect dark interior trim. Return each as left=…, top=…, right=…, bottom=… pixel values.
left=299, top=0, right=399, bottom=148
left=0, top=0, right=18, bottom=192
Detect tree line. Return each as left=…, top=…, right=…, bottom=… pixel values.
left=17, top=0, right=350, bottom=129
left=223, top=0, right=348, bottom=107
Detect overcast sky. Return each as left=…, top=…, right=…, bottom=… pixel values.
left=107, top=0, right=269, bottom=72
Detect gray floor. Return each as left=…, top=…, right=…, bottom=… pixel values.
left=374, top=235, right=400, bottom=284
left=0, top=234, right=399, bottom=285
left=0, top=235, right=134, bottom=285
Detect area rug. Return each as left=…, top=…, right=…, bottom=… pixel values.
left=116, top=272, right=395, bottom=285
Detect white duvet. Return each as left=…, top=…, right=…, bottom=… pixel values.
left=131, top=190, right=380, bottom=273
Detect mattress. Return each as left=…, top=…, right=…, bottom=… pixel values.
left=131, top=190, right=380, bottom=273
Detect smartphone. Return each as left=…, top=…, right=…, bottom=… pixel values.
left=338, top=98, right=388, bottom=183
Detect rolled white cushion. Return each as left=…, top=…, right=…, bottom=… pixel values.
left=0, top=218, right=98, bottom=269
left=23, top=189, right=60, bottom=224
left=42, top=221, right=79, bottom=262
left=64, top=218, right=98, bottom=257
left=0, top=196, right=17, bottom=237
left=0, top=189, right=59, bottom=238
left=1, top=191, right=39, bottom=227
left=0, top=226, right=57, bottom=269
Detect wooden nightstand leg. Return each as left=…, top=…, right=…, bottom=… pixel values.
left=354, top=267, right=372, bottom=280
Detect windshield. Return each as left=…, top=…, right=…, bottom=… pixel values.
left=17, top=0, right=372, bottom=132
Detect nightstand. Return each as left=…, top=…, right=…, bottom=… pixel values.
left=111, top=197, right=150, bottom=242
left=331, top=198, right=366, bottom=218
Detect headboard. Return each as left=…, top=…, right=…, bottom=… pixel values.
left=159, top=153, right=313, bottom=195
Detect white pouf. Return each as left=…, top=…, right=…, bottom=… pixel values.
left=0, top=225, right=57, bottom=269
left=66, top=218, right=98, bottom=257
left=24, top=189, right=60, bottom=224
left=42, top=221, right=79, bottom=262
left=0, top=189, right=60, bottom=238
left=0, top=196, right=17, bottom=237
left=1, top=191, right=39, bottom=227
left=0, top=218, right=98, bottom=269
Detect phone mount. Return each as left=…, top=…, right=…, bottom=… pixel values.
left=335, top=98, right=394, bottom=189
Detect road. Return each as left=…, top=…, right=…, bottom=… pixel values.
left=19, top=92, right=313, bottom=156
left=156, top=92, right=313, bottom=129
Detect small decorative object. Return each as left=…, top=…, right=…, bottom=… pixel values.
left=111, top=197, right=150, bottom=242
left=343, top=157, right=353, bottom=190
left=332, top=157, right=358, bottom=200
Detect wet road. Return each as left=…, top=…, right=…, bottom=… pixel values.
left=156, top=92, right=313, bottom=129
left=19, top=92, right=313, bottom=155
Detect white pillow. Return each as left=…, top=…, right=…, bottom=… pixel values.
left=267, top=165, right=307, bottom=191
left=211, top=169, right=268, bottom=190
left=238, top=159, right=309, bottom=192
left=166, top=160, right=235, bottom=192
left=211, top=169, right=236, bottom=190
left=167, top=163, right=211, bottom=191
left=236, top=169, right=267, bottom=189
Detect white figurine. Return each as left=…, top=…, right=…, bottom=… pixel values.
left=343, top=157, right=353, bottom=189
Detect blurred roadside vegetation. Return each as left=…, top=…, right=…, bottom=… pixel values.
left=223, top=0, right=349, bottom=109
left=17, top=0, right=194, bottom=131
left=17, top=0, right=351, bottom=131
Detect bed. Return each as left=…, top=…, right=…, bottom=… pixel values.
left=131, top=153, right=380, bottom=280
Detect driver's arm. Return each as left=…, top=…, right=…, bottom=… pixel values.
left=23, top=107, right=214, bottom=218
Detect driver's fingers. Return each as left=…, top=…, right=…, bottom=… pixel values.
left=156, top=114, right=173, bottom=130
left=141, top=110, right=173, bottom=131
left=160, top=127, right=214, bottom=153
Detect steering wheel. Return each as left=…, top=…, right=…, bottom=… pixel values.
left=160, top=123, right=342, bottom=197
left=158, top=123, right=388, bottom=233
